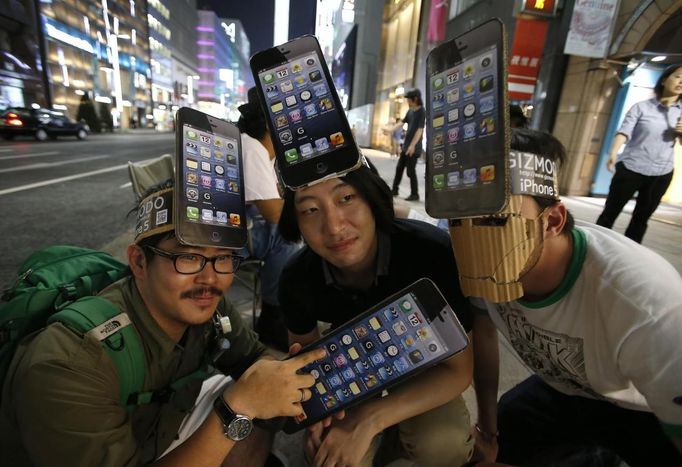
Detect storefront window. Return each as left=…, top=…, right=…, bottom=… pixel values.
left=379, top=1, right=421, bottom=90
left=453, top=0, right=482, bottom=15
left=373, top=0, right=422, bottom=148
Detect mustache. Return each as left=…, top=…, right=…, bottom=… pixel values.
left=180, top=286, right=224, bottom=299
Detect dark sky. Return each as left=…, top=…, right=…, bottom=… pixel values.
left=201, top=0, right=317, bottom=57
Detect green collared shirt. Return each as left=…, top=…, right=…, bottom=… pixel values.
left=0, top=276, right=264, bottom=466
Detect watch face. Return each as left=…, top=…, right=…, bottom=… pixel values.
left=227, top=416, right=253, bottom=441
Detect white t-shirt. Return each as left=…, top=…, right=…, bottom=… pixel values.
left=241, top=133, right=280, bottom=203
left=473, top=221, right=682, bottom=430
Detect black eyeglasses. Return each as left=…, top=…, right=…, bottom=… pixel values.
left=144, top=246, right=242, bottom=274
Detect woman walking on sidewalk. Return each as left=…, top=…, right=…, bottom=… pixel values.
left=596, top=64, right=682, bottom=243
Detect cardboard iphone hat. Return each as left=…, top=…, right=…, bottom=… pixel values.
left=449, top=149, right=560, bottom=303
left=130, top=153, right=245, bottom=249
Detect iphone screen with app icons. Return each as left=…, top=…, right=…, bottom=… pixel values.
left=425, top=19, right=508, bottom=218
left=429, top=46, right=499, bottom=194
left=284, top=279, right=469, bottom=433
left=251, top=35, right=362, bottom=189
left=259, top=53, right=350, bottom=167
left=181, top=124, right=243, bottom=232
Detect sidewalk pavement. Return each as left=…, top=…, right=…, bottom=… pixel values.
left=101, top=147, right=681, bottom=465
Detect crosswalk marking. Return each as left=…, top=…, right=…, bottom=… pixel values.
left=0, top=155, right=163, bottom=196
left=0, top=164, right=128, bottom=196
left=0, top=155, right=109, bottom=174
left=0, top=151, right=60, bottom=161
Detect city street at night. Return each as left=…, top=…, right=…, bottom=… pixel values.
left=3, top=133, right=681, bottom=290
left=0, top=131, right=174, bottom=288
left=2, top=0, right=682, bottom=464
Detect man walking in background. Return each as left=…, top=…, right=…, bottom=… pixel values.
left=388, top=89, right=425, bottom=201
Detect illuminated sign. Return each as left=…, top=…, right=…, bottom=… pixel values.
left=219, top=68, right=234, bottom=88
left=342, top=0, right=355, bottom=23
left=221, top=22, right=236, bottom=43
left=508, top=18, right=549, bottom=100
left=45, top=23, right=94, bottom=54
left=519, top=0, right=557, bottom=17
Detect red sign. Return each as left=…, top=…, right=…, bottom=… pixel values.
left=520, top=0, right=557, bottom=17
left=427, top=0, right=450, bottom=44
left=508, top=17, right=549, bottom=101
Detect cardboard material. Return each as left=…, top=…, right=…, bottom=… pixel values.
left=449, top=196, right=540, bottom=303
left=134, top=188, right=174, bottom=243
left=509, top=150, right=559, bottom=200
left=128, top=154, right=174, bottom=199
left=128, top=155, right=176, bottom=244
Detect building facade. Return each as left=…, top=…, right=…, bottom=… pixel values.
left=167, top=0, right=198, bottom=120
left=148, top=0, right=173, bottom=129
left=372, top=0, right=425, bottom=149
left=0, top=0, right=47, bottom=110
left=39, top=0, right=153, bottom=128
left=218, top=18, right=252, bottom=121
left=196, top=10, right=251, bottom=120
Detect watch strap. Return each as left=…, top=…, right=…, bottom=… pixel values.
left=213, top=396, right=252, bottom=441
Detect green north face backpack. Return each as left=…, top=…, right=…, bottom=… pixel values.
left=1, top=245, right=211, bottom=409
left=0, top=245, right=146, bottom=407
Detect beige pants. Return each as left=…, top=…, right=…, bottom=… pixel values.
left=359, top=395, right=473, bottom=467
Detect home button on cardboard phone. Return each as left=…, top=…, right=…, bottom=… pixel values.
left=211, top=231, right=222, bottom=242
left=316, top=162, right=327, bottom=174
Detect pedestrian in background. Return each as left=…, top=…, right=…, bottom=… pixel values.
left=387, top=88, right=425, bottom=201
left=596, top=64, right=682, bottom=243
left=390, top=117, right=404, bottom=157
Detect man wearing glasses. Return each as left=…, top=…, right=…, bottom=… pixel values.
left=0, top=176, right=322, bottom=467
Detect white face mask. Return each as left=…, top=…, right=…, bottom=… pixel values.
left=449, top=195, right=546, bottom=303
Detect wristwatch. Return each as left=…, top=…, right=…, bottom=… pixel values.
left=213, top=395, right=253, bottom=441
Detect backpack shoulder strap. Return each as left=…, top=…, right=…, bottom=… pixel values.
left=48, top=296, right=145, bottom=408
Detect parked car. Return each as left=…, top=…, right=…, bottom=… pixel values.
left=0, top=107, right=90, bottom=141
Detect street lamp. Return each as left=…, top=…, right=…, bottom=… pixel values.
left=109, top=34, right=126, bottom=116
left=104, top=31, right=134, bottom=128
left=101, top=9, right=133, bottom=128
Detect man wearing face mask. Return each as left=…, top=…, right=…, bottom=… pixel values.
left=458, top=129, right=682, bottom=467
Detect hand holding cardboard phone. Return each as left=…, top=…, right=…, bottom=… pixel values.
left=282, top=279, right=469, bottom=433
